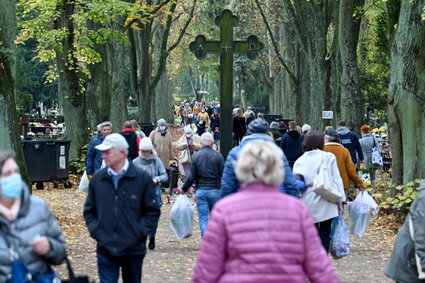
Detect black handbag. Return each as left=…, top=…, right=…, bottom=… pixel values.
left=61, top=256, right=92, bottom=283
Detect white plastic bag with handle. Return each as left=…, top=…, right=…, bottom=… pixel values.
left=170, top=195, right=194, bottom=240
left=78, top=171, right=89, bottom=193
left=348, top=191, right=379, bottom=237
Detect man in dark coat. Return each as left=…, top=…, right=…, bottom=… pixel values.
left=84, top=133, right=160, bottom=283
left=280, top=121, right=304, bottom=169
left=336, top=120, right=364, bottom=166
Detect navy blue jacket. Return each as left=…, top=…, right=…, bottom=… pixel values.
left=336, top=127, right=364, bottom=165
left=85, top=134, right=104, bottom=175
left=84, top=163, right=161, bottom=256
left=280, top=130, right=304, bottom=163
left=221, top=134, right=306, bottom=199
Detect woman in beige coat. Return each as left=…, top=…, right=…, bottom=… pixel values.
left=177, top=126, right=202, bottom=177
left=149, top=119, right=173, bottom=170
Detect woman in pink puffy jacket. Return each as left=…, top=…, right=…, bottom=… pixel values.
left=192, top=140, right=339, bottom=283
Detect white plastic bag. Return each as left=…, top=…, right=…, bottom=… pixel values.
left=170, top=195, right=194, bottom=240
left=348, top=191, right=379, bottom=237
left=78, top=171, right=89, bottom=192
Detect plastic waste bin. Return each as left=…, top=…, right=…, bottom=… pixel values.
left=21, top=140, right=71, bottom=189
left=139, top=123, right=155, bottom=137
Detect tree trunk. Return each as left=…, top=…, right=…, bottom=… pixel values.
left=155, top=68, right=174, bottom=123
left=138, top=27, right=153, bottom=122
left=281, top=0, right=334, bottom=130
left=387, top=0, right=425, bottom=184
left=0, top=0, right=28, bottom=178
left=99, top=44, right=111, bottom=123
left=85, top=57, right=101, bottom=130
left=55, top=1, right=88, bottom=160
left=108, top=22, right=128, bottom=130
left=338, top=0, right=364, bottom=132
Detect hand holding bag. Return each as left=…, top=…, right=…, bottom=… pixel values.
left=312, top=152, right=342, bottom=203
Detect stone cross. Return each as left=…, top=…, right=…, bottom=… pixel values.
left=189, top=9, right=264, bottom=158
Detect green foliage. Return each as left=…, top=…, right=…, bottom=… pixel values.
left=15, top=0, right=150, bottom=83
left=16, top=40, right=58, bottom=109
left=128, top=107, right=139, bottom=121
left=69, top=151, right=86, bottom=174
left=359, top=3, right=390, bottom=113
left=373, top=174, right=424, bottom=214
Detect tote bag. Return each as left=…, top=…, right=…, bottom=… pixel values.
left=179, top=148, right=190, bottom=164
left=312, top=152, right=342, bottom=203
left=371, top=138, right=383, bottom=167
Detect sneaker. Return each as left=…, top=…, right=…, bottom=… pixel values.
left=148, top=238, right=155, bottom=250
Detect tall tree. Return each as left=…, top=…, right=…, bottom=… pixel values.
left=54, top=0, right=88, bottom=159
left=0, top=0, right=28, bottom=176
left=387, top=0, right=425, bottom=184
left=132, top=0, right=196, bottom=122
left=338, top=0, right=364, bottom=131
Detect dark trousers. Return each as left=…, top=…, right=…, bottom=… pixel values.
left=315, top=218, right=333, bottom=252
left=97, top=249, right=145, bottom=283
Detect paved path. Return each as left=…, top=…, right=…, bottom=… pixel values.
left=34, top=187, right=396, bottom=283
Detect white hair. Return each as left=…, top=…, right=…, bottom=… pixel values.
left=200, top=133, right=214, bottom=146
left=235, top=140, right=284, bottom=186
left=97, top=121, right=112, bottom=132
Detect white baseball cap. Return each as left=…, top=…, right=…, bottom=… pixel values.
left=95, top=133, right=129, bottom=151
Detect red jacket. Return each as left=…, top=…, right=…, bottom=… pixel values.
left=192, top=182, right=339, bottom=283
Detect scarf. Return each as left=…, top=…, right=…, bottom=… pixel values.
left=0, top=197, right=21, bottom=221
left=139, top=148, right=158, bottom=160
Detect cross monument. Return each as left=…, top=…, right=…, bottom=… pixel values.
left=189, top=9, right=264, bottom=158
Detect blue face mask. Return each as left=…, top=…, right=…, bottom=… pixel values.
left=0, top=174, right=23, bottom=200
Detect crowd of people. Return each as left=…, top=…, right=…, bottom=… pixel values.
left=0, top=105, right=419, bottom=283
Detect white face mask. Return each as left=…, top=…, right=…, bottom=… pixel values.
left=186, top=134, right=192, bottom=138
left=159, top=126, right=166, bottom=131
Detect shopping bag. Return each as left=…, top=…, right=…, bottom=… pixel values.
left=348, top=191, right=379, bottom=237
left=371, top=139, right=383, bottom=167
left=170, top=195, right=194, bottom=240
left=358, top=170, right=371, bottom=184
left=312, top=152, right=342, bottom=203
left=78, top=171, right=89, bottom=193
left=330, top=215, right=351, bottom=259
left=179, top=149, right=190, bottom=164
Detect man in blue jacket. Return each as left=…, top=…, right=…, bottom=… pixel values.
left=221, top=119, right=306, bottom=199
left=336, top=121, right=364, bottom=166
left=84, top=133, right=160, bottom=283
left=85, top=121, right=112, bottom=176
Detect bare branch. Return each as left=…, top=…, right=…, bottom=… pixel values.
left=167, top=0, right=197, bottom=53
left=254, top=0, right=298, bottom=84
